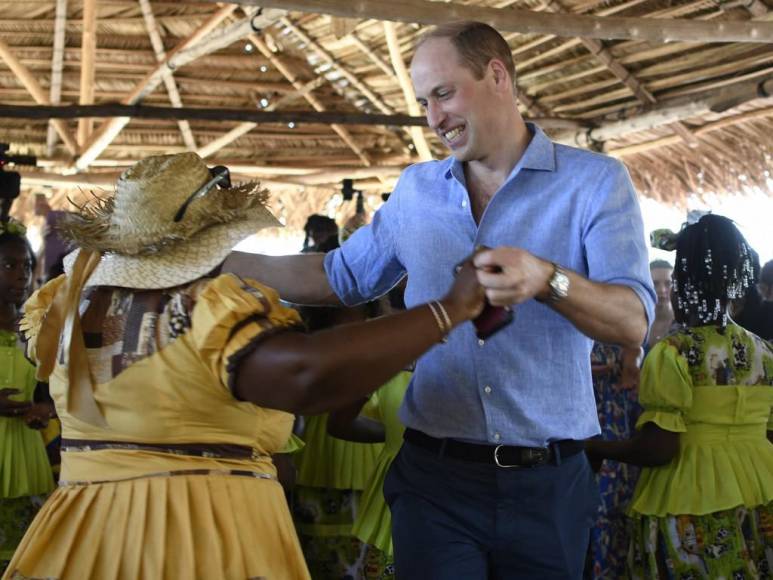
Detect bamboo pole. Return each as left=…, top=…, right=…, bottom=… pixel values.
left=77, top=0, right=97, bottom=145
left=46, top=0, right=67, bottom=157
left=217, top=0, right=773, bottom=43
left=74, top=5, right=275, bottom=171
left=383, top=21, right=433, bottom=161
left=138, top=0, right=197, bottom=151
left=0, top=38, right=78, bottom=155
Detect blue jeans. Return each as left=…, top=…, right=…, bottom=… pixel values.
left=383, top=438, right=599, bottom=579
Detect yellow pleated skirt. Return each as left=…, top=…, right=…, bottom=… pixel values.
left=3, top=473, right=310, bottom=580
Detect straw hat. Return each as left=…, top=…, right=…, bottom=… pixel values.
left=61, top=152, right=280, bottom=289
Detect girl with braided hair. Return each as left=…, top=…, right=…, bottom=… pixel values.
left=586, top=214, right=772, bottom=579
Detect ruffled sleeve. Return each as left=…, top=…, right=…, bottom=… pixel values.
left=189, top=273, right=302, bottom=393
left=19, top=274, right=67, bottom=366
left=636, top=340, right=692, bottom=433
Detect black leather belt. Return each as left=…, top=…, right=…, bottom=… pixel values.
left=404, top=428, right=584, bottom=468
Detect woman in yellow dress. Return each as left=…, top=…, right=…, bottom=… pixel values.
left=2, top=152, right=485, bottom=580
left=586, top=214, right=773, bottom=579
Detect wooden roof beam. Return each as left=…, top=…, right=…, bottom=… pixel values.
left=280, top=17, right=394, bottom=115
left=77, top=0, right=97, bottom=146
left=248, top=33, right=372, bottom=167
left=0, top=38, right=78, bottom=155
left=138, top=0, right=197, bottom=151
left=46, top=0, right=67, bottom=157
left=545, top=0, right=701, bottom=148
left=556, top=77, right=773, bottom=147
left=74, top=6, right=281, bottom=171
left=609, top=105, right=773, bottom=157
left=196, top=77, right=326, bottom=158
left=383, top=21, right=432, bottom=161
left=219, top=0, right=773, bottom=43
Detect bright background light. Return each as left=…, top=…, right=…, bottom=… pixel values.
left=641, top=192, right=772, bottom=267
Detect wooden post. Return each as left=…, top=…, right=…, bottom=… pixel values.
left=47, top=0, right=67, bottom=156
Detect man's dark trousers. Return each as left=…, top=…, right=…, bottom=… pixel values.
left=384, top=437, right=600, bottom=579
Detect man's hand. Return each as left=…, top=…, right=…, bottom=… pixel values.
left=473, top=247, right=553, bottom=306
left=0, top=388, right=32, bottom=418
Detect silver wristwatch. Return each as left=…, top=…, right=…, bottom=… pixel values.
left=547, top=262, right=570, bottom=303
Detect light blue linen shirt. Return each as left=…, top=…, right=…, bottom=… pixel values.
left=324, top=124, right=656, bottom=446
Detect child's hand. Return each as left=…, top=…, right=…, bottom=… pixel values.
left=0, top=388, right=32, bottom=418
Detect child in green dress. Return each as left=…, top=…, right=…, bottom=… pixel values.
left=0, top=220, right=55, bottom=572
left=586, top=214, right=772, bottom=579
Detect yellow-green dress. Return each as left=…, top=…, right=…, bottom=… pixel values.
left=352, top=371, right=411, bottom=580
left=628, top=323, right=773, bottom=579
left=292, top=400, right=384, bottom=578
left=0, top=330, right=55, bottom=568
left=3, top=274, right=310, bottom=580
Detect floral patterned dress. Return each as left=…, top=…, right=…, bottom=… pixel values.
left=628, top=323, right=773, bottom=579
left=587, top=343, right=642, bottom=579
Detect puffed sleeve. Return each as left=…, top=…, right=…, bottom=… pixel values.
left=636, top=340, right=692, bottom=433
left=19, top=274, right=67, bottom=366
left=189, top=273, right=303, bottom=394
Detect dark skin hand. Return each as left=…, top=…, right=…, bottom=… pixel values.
left=327, top=397, right=386, bottom=443
left=233, top=259, right=485, bottom=415
left=0, top=388, right=32, bottom=418
left=585, top=422, right=680, bottom=469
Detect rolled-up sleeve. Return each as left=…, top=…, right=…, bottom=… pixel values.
left=582, top=159, right=656, bottom=327
left=324, top=174, right=408, bottom=306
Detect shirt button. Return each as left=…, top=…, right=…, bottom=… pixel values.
left=493, top=432, right=501, bottom=441
left=461, top=200, right=467, bottom=208
left=478, top=338, right=485, bottom=347
left=484, top=385, right=492, bottom=394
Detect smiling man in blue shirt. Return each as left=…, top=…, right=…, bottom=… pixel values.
left=227, top=21, right=655, bottom=579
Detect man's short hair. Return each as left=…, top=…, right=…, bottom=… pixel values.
left=650, top=259, right=673, bottom=270
left=416, top=21, right=516, bottom=87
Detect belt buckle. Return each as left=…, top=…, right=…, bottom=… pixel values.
left=493, top=444, right=520, bottom=468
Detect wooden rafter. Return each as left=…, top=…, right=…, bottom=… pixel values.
left=383, top=21, right=432, bottom=161
left=77, top=0, right=96, bottom=146
left=218, top=0, right=773, bottom=44
left=609, top=105, right=773, bottom=157
left=545, top=0, right=699, bottom=148
left=248, top=33, right=372, bottom=167
left=46, top=0, right=67, bottom=156
left=555, top=77, right=773, bottom=146
left=138, top=0, right=197, bottom=151
left=0, top=38, right=78, bottom=155
left=196, top=77, right=326, bottom=158
left=74, top=6, right=280, bottom=171
left=350, top=33, right=399, bottom=83
left=280, top=17, right=394, bottom=115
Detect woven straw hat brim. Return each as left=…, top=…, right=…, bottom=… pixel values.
left=64, top=209, right=280, bottom=290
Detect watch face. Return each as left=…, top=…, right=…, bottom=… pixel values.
left=551, top=269, right=569, bottom=299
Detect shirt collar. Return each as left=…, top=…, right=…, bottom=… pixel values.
left=444, top=122, right=556, bottom=181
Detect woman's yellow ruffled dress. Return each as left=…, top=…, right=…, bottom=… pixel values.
left=3, top=274, right=311, bottom=580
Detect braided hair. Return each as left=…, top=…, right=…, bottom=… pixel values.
left=673, top=214, right=755, bottom=327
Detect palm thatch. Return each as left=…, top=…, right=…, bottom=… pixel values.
left=0, top=0, right=771, bottom=234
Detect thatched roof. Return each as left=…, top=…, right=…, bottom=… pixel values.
left=0, top=0, right=771, bottom=232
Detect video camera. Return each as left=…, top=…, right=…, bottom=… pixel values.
left=0, top=143, right=37, bottom=222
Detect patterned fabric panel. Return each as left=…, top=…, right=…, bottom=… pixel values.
left=74, top=280, right=206, bottom=382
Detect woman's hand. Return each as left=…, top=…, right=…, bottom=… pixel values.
left=0, top=388, right=32, bottom=418
left=23, top=403, right=54, bottom=430
left=442, top=258, right=486, bottom=324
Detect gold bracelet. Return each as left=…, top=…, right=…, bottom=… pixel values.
left=427, top=302, right=449, bottom=343
left=433, top=300, right=453, bottom=333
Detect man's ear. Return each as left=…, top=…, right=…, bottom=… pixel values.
left=488, top=59, right=512, bottom=93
